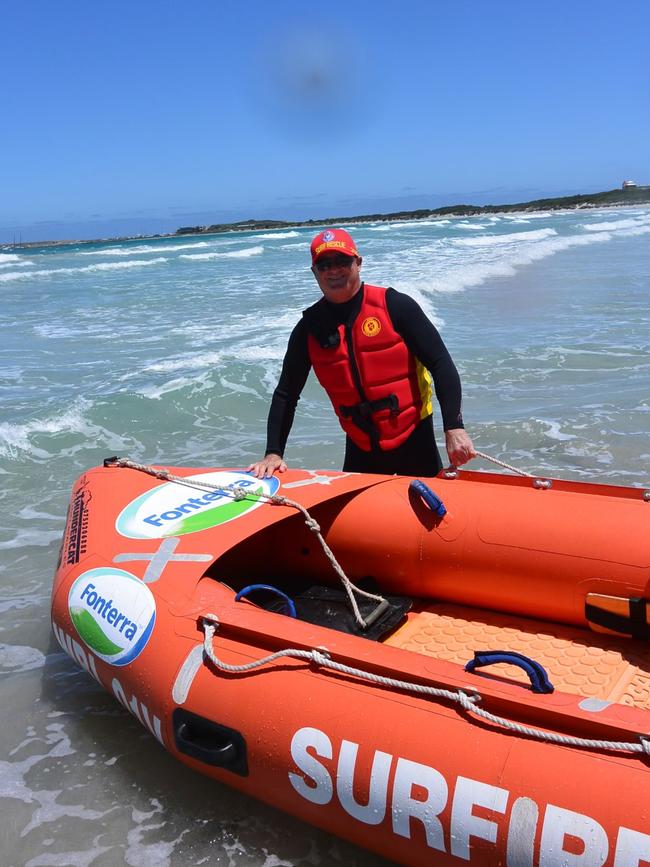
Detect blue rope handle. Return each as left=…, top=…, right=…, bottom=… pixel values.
left=465, top=650, right=554, bottom=694
left=409, top=480, right=447, bottom=517
left=235, top=584, right=297, bottom=618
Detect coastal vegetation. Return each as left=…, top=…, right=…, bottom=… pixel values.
left=175, top=185, right=650, bottom=237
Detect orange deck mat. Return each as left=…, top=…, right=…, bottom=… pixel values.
left=385, top=603, right=650, bottom=708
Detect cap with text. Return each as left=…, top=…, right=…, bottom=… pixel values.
left=310, top=228, right=359, bottom=264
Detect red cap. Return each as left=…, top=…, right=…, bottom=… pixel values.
left=310, top=228, right=359, bottom=264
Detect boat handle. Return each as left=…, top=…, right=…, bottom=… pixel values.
left=173, top=710, right=248, bottom=775
left=176, top=723, right=237, bottom=765
left=465, top=650, right=554, bottom=694
left=409, top=480, right=447, bottom=517
left=235, top=584, right=297, bottom=617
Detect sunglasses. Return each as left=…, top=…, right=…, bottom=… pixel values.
left=314, top=255, right=357, bottom=272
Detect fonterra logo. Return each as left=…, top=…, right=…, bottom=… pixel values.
left=116, top=471, right=280, bottom=539
left=68, top=567, right=156, bottom=666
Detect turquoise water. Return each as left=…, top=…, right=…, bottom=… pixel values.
left=1, top=207, right=649, bottom=864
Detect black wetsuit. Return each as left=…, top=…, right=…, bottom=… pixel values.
left=265, top=285, right=465, bottom=476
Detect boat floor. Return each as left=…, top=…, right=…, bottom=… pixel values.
left=384, top=603, right=650, bottom=709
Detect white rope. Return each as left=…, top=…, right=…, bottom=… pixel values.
left=107, top=458, right=384, bottom=629
left=201, top=614, right=650, bottom=756
left=473, top=450, right=534, bottom=477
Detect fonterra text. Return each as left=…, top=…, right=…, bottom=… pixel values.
left=80, top=582, right=139, bottom=640
left=289, top=726, right=650, bottom=865
left=142, top=479, right=259, bottom=528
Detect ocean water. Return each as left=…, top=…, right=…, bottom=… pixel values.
left=1, top=207, right=650, bottom=865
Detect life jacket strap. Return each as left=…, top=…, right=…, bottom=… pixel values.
left=340, top=393, right=399, bottom=422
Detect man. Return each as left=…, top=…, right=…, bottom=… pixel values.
left=248, top=228, right=475, bottom=478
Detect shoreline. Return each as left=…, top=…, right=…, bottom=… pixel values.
left=3, top=186, right=649, bottom=251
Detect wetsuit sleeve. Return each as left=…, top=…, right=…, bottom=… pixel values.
left=386, top=288, right=465, bottom=431
left=264, top=319, right=312, bottom=457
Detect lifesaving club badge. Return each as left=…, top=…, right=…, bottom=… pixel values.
left=362, top=317, right=381, bottom=337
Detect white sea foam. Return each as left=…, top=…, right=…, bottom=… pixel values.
left=177, top=307, right=303, bottom=346
left=385, top=219, right=451, bottom=229
left=582, top=215, right=650, bottom=232
left=2, top=721, right=124, bottom=856
left=451, top=228, right=558, bottom=247
left=533, top=418, right=577, bottom=441
left=179, top=245, right=264, bottom=261
left=252, top=231, right=300, bottom=239
left=421, top=230, right=616, bottom=294
left=511, top=211, right=552, bottom=220
left=18, top=506, right=62, bottom=522
left=0, top=403, right=89, bottom=458
left=123, top=799, right=188, bottom=867
left=0, top=254, right=34, bottom=268
left=620, top=225, right=650, bottom=238
left=455, top=222, right=487, bottom=230
left=125, top=343, right=287, bottom=386
left=134, top=370, right=215, bottom=399
left=88, top=257, right=168, bottom=271
left=140, top=351, right=223, bottom=374
left=0, top=643, right=45, bottom=672
left=0, top=723, right=75, bottom=806
left=34, top=321, right=115, bottom=339
left=219, top=377, right=261, bottom=396
left=0, top=257, right=168, bottom=282
left=0, top=398, right=132, bottom=459
left=78, top=241, right=210, bottom=256
left=233, top=344, right=287, bottom=362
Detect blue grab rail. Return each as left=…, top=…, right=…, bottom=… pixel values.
left=465, top=650, right=554, bottom=694
left=409, top=479, right=447, bottom=517
left=235, top=584, right=297, bottom=618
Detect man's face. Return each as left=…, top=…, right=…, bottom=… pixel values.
left=311, top=253, right=362, bottom=303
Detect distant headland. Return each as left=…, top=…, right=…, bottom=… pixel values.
left=5, top=184, right=650, bottom=249
left=175, top=185, right=650, bottom=237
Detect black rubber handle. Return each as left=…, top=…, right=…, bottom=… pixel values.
left=176, top=722, right=237, bottom=765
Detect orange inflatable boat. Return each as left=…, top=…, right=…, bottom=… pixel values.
left=51, top=458, right=650, bottom=866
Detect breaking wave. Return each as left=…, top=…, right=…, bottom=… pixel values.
left=179, top=245, right=264, bottom=260
left=0, top=258, right=168, bottom=282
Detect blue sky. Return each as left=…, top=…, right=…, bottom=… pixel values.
left=2, top=0, right=648, bottom=242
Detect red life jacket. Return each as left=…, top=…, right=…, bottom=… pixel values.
left=305, top=284, right=433, bottom=451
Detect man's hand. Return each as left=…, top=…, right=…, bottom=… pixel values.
left=444, top=429, right=476, bottom=467
left=246, top=453, right=288, bottom=479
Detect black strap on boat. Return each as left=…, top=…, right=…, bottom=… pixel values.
left=585, top=596, right=650, bottom=640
